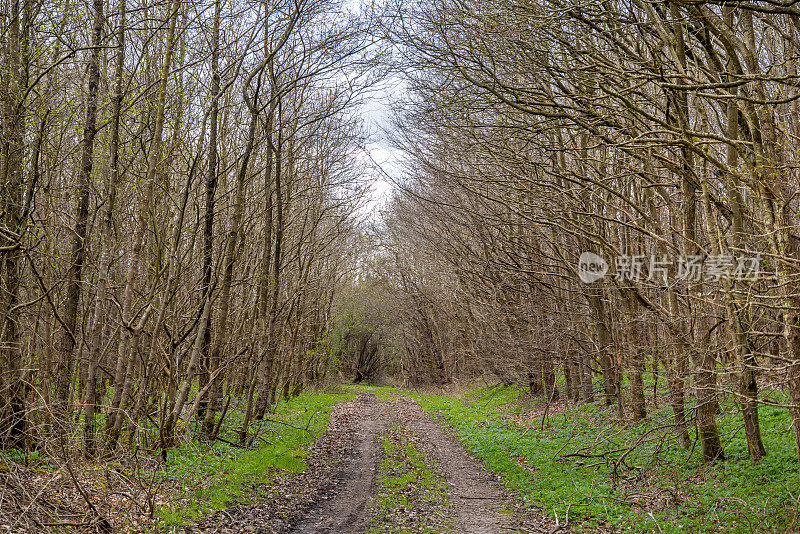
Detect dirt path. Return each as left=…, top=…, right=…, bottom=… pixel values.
left=289, top=392, right=385, bottom=533
left=394, top=396, right=560, bottom=534
left=195, top=391, right=563, bottom=534
left=194, top=391, right=386, bottom=533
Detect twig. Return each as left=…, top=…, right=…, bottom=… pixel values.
left=264, top=417, right=304, bottom=430
left=255, top=435, right=276, bottom=446
left=214, top=435, right=256, bottom=450
left=647, top=511, right=665, bottom=534
left=60, top=441, right=112, bottom=533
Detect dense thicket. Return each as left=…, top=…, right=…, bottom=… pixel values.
left=377, top=0, right=800, bottom=467
left=0, top=0, right=378, bottom=457
left=8, top=0, right=800, bottom=485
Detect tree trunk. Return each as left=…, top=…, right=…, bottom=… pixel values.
left=625, top=293, right=646, bottom=421
left=57, top=0, right=104, bottom=421
left=0, top=0, right=27, bottom=449
left=161, top=300, right=211, bottom=450
left=106, top=0, right=180, bottom=451
left=543, top=354, right=558, bottom=401
left=84, top=0, right=126, bottom=458
left=587, top=292, right=617, bottom=407
left=256, top=91, right=284, bottom=420
left=199, top=0, right=221, bottom=432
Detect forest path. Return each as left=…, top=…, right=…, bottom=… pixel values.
left=393, top=395, right=564, bottom=534
left=287, top=391, right=385, bottom=533
left=195, top=390, right=563, bottom=533
left=194, top=391, right=386, bottom=533
left=393, top=395, right=554, bottom=533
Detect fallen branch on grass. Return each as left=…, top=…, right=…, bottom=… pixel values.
left=214, top=435, right=256, bottom=450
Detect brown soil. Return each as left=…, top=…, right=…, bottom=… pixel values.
left=289, top=392, right=385, bottom=533
left=194, top=391, right=570, bottom=534
left=193, top=391, right=386, bottom=533
left=394, top=396, right=565, bottom=534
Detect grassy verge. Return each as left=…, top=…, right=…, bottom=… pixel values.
left=367, top=417, right=456, bottom=534
left=154, top=388, right=354, bottom=528
left=408, top=384, right=800, bottom=533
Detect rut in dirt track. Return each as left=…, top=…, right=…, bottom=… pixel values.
left=288, top=392, right=386, bottom=533
left=394, top=396, right=560, bottom=534
left=192, top=391, right=386, bottom=534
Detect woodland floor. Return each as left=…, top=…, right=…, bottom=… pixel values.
left=192, top=390, right=564, bottom=534
left=6, top=381, right=796, bottom=533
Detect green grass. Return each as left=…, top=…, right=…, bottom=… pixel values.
left=9, top=379, right=796, bottom=532
left=367, top=418, right=456, bottom=534
left=154, top=389, right=354, bottom=528
left=412, top=384, right=800, bottom=533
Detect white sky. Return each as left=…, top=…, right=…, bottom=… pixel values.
left=358, top=76, right=406, bottom=217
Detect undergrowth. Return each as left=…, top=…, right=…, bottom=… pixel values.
left=154, top=388, right=354, bottom=528
left=410, top=383, right=800, bottom=533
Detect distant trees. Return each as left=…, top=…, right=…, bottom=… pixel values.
left=380, top=0, right=800, bottom=468
left=0, top=0, right=376, bottom=458
left=328, top=272, right=402, bottom=383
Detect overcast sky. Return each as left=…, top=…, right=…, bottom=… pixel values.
left=357, top=75, right=406, bottom=217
